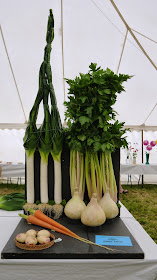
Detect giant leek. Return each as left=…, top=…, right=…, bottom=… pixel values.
left=38, top=9, right=63, bottom=206
left=23, top=68, right=43, bottom=203
left=50, top=106, right=63, bottom=204
left=24, top=10, right=63, bottom=210
left=44, top=9, right=63, bottom=205
left=38, top=88, right=51, bottom=204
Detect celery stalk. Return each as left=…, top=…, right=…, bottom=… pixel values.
left=108, top=153, right=117, bottom=202
left=85, top=150, right=92, bottom=199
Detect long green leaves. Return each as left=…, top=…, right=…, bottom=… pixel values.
left=50, top=106, right=63, bottom=162
left=64, top=63, right=131, bottom=154
left=0, top=193, right=25, bottom=211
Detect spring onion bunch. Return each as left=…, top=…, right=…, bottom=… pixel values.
left=64, top=63, right=131, bottom=205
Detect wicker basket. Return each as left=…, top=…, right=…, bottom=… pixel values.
left=15, top=232, right=55, bottom=251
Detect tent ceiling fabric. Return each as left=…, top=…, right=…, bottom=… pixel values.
left=0, top=0, right=157, bottom=130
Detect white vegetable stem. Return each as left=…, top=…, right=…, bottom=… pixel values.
left=70, top=150, right=84, bottom=199
left=54, top=159, right=62, bottom=204
left=40, top=157, right=48, bottom=203
left=26, top=153, right=34, bottom=204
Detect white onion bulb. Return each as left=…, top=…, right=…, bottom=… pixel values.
left=99, top=191, right=119, bottom=219
left=81, top=193, right=106, bottom=227
left=64, top=190, right=86, bottom=220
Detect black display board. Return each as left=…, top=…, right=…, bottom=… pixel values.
left=25, top=144, right=120, bottom=205
left=1, top=216, right=144, bottom=259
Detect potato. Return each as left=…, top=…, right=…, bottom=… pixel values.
left=25, top=236, right=37, bottom=245
left=37, top=230, right=50, bottom=238
left=26, top=229, right=37, bottom=237
left=15, top=233, right=26, bottom=243
left=37, top=236, right=50, bottom=244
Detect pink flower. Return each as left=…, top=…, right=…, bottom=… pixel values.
left=143, top=140, right=149, bottom=145
left=150, top=141, right=156, bottom=147
left=146, top=145, right=152, bottom=151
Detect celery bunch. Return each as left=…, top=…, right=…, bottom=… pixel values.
left=64, top=63, right=132, bottom=202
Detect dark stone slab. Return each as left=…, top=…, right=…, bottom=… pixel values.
left=87, top=218, right=144, bottom=259
left=1, top=216, right=144, bottom=259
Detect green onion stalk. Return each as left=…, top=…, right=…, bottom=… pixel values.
left=100, top=152, right=117, bottom=203
left=85, top=151, right=103, bottom=201
left=70, top=150, right=85, bottom=199
left=108, top=153, right=117, bottom=203
left=85, top=151, right=117, bottom=202
left=100, top=152, right=108, bottom=194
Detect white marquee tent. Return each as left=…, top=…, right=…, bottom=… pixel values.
left=0, top=0, right=157, bottom=182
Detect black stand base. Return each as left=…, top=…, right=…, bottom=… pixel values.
left=1, top=216, right=144, bottom=259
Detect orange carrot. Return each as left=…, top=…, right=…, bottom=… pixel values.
left=28, top=209, right=79, bottom=238
left=19, top=214, right=74, bottom=237
left=19, top=214, right=117, bottom=252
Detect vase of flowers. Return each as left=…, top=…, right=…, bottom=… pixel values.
left=143, top=140, right=156, bottom=164
left=132, top=157, right=136, bottom=164
left=126, top=142, right=132, bottom=164
left=145, top=153, right=149, bottom=164
left=132, top=147, right=138, bottom=164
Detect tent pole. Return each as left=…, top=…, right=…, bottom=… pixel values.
left=61, top=0, right=66, bottom=113
left=110, top=0, right=157, bottom=71
left=142, top=130, right=144, bottom=185
left=0, top=25, right=27, bottom=123
left=142, top=130, right=144, bottom=164
left=116, top=28, right=128, bottom=74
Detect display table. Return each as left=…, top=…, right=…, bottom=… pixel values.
left=0, top=163, right=25, bottom=178
left=0, top=205, right=157, bottom=280
left=120, top=164, right=157, bottom=185
left=120, top=164, right=157, bottom=175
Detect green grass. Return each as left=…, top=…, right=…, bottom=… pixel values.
left=0, top=183, right=25, bottom=195
left=120, top=184, right=157, bottom=244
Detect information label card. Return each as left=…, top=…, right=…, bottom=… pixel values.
left=95, top=235, right=133, bottom=246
